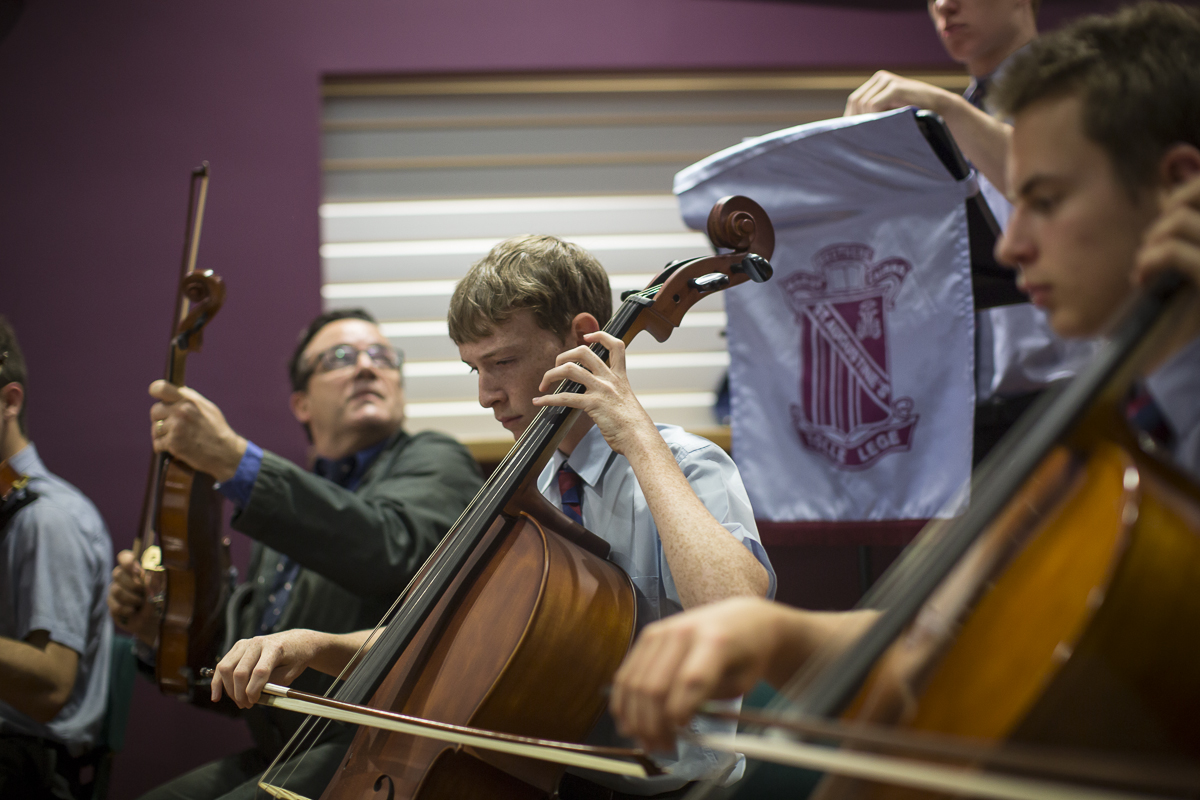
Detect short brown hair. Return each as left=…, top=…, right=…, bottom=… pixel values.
left=0, top=315, right=29, bottom=436
left=994, top=2, right=1200, bottom=194
left=448, top=235, right=612, bottom=344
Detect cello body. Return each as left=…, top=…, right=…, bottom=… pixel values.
left=327, top=503, right=636, bottom=800
left=803, top=281, right=1200, bottom=799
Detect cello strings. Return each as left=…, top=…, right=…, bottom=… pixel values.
left=255, top=254, right=749, bottom=786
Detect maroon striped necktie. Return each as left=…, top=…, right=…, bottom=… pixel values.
left=557, top=463, right=584, bottom=525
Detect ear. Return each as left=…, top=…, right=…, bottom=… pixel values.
left=289, top=390, right=311, bottom=426
left=1159, top=143, right=1200, bottom=192
left=0, top=382, right=23, bottom=421
left=568, top=313, right=600, bottom=347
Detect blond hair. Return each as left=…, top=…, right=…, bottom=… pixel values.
left=448, top=234, right=612, bottom=344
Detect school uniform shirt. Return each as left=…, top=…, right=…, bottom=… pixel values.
left=539, top=423, right=776, bottom=794
left=1144, top=334, right=1200, bottom=479
left=0, top=444, right=112, bottom=755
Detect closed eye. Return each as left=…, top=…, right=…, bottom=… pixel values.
left=1028, top=193, right=1061, bottom=214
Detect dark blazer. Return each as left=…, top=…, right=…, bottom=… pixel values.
left=229, top=428, right=482, bottom=753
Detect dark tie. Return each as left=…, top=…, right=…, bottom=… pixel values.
left=258, top=452, right=361, bottom=634
left=1126, top=385, right=1175, bottom=450
left=557, top=463, right=584, bottom=525
left=966, top=77, right=989, bottom=111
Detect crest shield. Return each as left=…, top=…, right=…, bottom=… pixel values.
left=787, top=243, right=918, bottom=469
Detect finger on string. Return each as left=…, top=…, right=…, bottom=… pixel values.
left=1142, top=205, right=1200, bottom=250
left=1136, top=240, right=1200, bottom=285
left=554, top=344, right=600, bottom=369
left=533, top=389, right=589, bottom=410
left=542, top=361, right=598, bottom=392
left=582, top=331, right=625, bottom=371
left=1165, top=174, right=1200, bottom=208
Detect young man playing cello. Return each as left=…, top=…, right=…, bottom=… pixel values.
left=209, top=235, right=775, bottom=798
left=608, top=0, right=1200, bottom=755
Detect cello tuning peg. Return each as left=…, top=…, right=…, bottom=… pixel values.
left=733, top=253, right=773, bottom=283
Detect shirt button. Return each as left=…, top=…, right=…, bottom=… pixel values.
left=268, top=594, right=276, bottom=603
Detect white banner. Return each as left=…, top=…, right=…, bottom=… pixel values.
left=676, top=109, right=975, bottom=522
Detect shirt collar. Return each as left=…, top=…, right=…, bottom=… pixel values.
left=314, top=437, right=389, bottom=489
left=7, top=442, right=43, bottom=477
left=540, top=424, right=615, bottom=493
left=967, top=41, right=1031, bottom=116
left=1145, top=334, right=1200, bottom=450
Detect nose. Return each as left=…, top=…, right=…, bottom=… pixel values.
left=353, top=348, right=379, bottom=374
left=477, top=371, right=503, bottom=410
left=994, top=208, right=1032, bottom=270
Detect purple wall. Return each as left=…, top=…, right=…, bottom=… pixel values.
left=0, top=0, right=1116, bottom=796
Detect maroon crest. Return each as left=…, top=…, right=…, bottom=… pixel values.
left=785, top=243, right=918, bottom=469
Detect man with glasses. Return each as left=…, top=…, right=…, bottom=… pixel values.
left=107, top=308, right=482, bottom=800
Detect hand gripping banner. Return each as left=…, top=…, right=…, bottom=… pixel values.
left=676, top=109, right=977, bottom=525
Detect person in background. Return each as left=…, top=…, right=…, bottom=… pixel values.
left=846, top=0, right=1096, bottom=464
left=109, top=308, right=482, bottom=800
left=0, top=315, right=113, bottom=800
left=612, top=0, right=1200, bottom=756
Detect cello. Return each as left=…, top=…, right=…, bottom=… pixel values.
left=248, top=196, right=775, bottom=800
left=688, top=271, right=1200, bottom=798
left=132, top=164, right=234, bottom=702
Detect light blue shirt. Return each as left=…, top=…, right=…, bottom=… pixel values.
left=1145, top=334, right=1200, bottom=479
left=538, top=423, right=775, bottom=793
left=0, top=443, right=112, bottom=754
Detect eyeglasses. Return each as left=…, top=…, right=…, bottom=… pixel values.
left=308, top=343, right=403, bottom=377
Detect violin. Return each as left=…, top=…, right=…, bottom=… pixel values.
left=250, top=196, right=775, bottom=800
left=692, top=272, right=1200, bottom=798
left=133, top=164, right=234, bottom=702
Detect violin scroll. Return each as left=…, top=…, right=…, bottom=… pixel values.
left=175, top=270, right=226, bottom=354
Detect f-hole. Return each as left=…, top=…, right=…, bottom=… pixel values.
left=373, top=774, right=396, bottom=800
